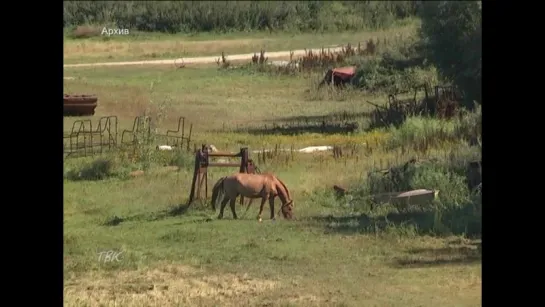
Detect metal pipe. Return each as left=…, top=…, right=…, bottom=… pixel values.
left=207, top=162, right=241, bottom=167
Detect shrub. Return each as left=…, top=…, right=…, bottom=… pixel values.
left=168, top=150, right=194, bottom=169
left=386, top=106, right=481, bottom=151
left=339, top=153, right=481, bottom=237
left=387, top=116, right=458, bottom=150
left=340, top=126, right=481, bottom=237
left=65, top=158, right=116, bottom=181
left=351, top=39, right=437, bottom=94
left=362, top=159, right=470, bottom=208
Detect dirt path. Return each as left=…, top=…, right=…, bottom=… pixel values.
left=63, top=46, right=346, bottom=68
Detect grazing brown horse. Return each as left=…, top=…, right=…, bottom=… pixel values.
left=211, top=173, right=294, bottom=221
left=240, top=172, right=290, bottom=217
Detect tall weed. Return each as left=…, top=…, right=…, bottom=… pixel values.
left=387, top=106, right=481, bottom=151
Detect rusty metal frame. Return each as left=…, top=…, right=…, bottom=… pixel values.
left=64, top=120, right=91, bottom=158
left=121, top=116, right=152, bottom=147
left=63, top=116, right=118, bottom=158
left=155, top=116, right=193, bottom=151
left=187, top=144, right=258, bottom=206
left=64, top=114, right=195, bottom=159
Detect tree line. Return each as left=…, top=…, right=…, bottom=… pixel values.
left=63, top=1, right=419, bottom=33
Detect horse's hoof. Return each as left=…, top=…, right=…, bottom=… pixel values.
left=258, top=218, right=263, bottom=222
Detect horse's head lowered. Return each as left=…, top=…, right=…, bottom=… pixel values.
left=280, top=199, right=294, bottom=220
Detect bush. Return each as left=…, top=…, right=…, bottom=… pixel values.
left=437, top=196, right=481, bottom=237
left=388, top=117, right=459, bottom=150
left=168, top=150, right=194, bottom=169
left=455, top=103, right=482, bottom=142
left=120, top=145, right=195, bottom=171
left=64, top=147, right=195, bottom=181
left=362, top=159, right=470, bottom=208
left=65, top=158, right=116, bottom=181
left=386, top=106, right=482, bottom=151
left=333, top=108, right=482, bottom=237
left=339, top=123, right=481, bottom=237
left=351, top=39, right=437, bottom=94
left=340, top=150, right=481, bottom=237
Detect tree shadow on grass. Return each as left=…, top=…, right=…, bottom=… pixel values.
left=101, top=203, right=194, bottom=227
left=306, top=206, right=481, bottom=238
left=307, top=211, right=435, bottom=234
left=232, top=111, right=372, bottom=136
left=392, top=244, right=481, bottom=268
left=236, top=121, right=360, bottom=136
left=306, top=208, right=482, bottom=268
left=164, top=203, right=191, bottom=216
left=262, top=111, right=373, bottom=124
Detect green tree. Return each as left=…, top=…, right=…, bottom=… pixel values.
left=419, top=1, right=481, bottom=106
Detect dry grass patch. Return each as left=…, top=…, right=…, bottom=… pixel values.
left=64, top=264, right=280, bottom=307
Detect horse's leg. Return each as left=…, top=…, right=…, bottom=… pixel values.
left=245, top=198, right=253, bottom=211
left=229, top=198, right=238, bottom=220
left=269, top=196, right=276, bottom=220
left=257, top=197, right=267, bottom=222
left=218, top=197, right=230, bottom=219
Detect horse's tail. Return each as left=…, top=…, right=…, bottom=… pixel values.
left=211, top=177, right=226, bottom=210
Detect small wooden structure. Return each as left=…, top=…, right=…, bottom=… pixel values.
left=187, top=144, right=258, bottom=205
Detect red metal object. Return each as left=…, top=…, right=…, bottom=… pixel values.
left=64, top=94, right=98, bottom=116
left=319, top=66, right=357, bottom=88
left=331, top=66, right=356, bottom=81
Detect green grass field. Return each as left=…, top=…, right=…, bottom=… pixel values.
left=63, top=19, right=418, bottom=64
left=63, top=26, right=481, bottom=307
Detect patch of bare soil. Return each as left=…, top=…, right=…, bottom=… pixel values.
left=63, top=47, right=346, bottom=68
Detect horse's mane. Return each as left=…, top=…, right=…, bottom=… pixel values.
left=273, top=176, right=292, bottom=203
left=260, top=172, right=291, bottom=201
